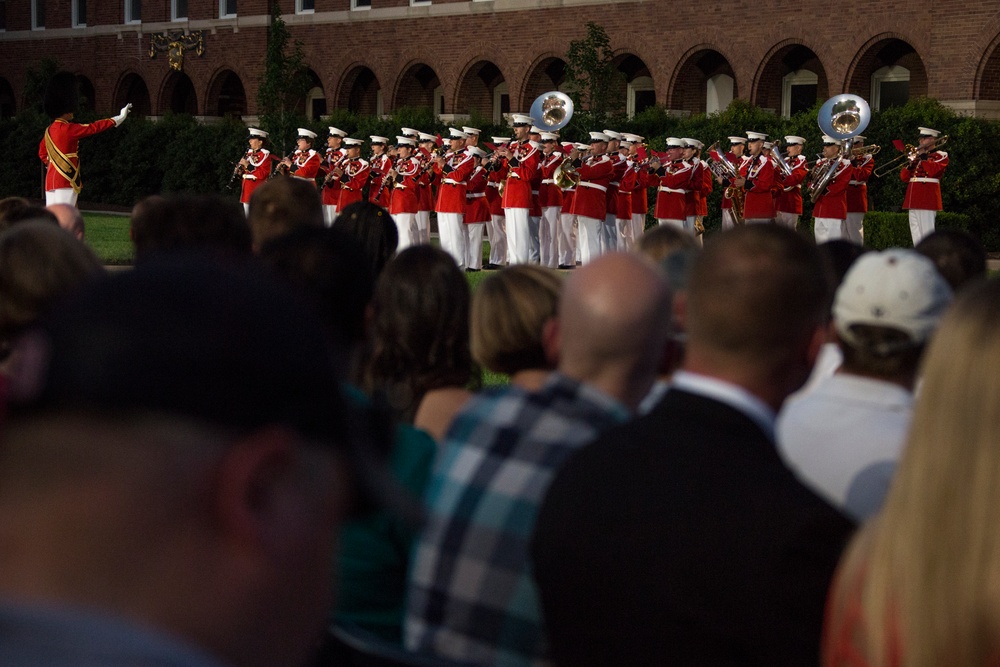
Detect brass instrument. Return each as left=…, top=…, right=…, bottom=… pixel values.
left=553, top=156, right=581, bottom=189
left=852, top=143, right=881, bottom=158
left=706, top=142, right=744, bottom=224
left=769, top=142, right=794, bottom=179
left=529, top=91, right=575, bottom=131
left=873, top=135, right=947, bottom=178
left=809, top=94, right=872, bottom=202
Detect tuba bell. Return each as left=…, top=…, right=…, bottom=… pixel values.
left=808, top=94, right=872, bottom=203
left=529, top=91, right=575, bottom=131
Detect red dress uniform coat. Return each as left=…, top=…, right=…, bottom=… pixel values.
left=389, top=156, right=422, bottom=215
left=606, top=154, right=628, bottom=219
left=502, top=141, right=541, bottom=210
left=654, top=161, right=695, bottom=220
left=369, top=153, right=393, bottom=208
left=465, top=165, right=491, bottom=224
left=239, top=149, right=274, bottom=204
left=435, top=150, right=477, bottom=214
left=631, top=165, right=656, bottom=216
left=846, top=153, right=874, bottom=214
left=570, top=154, right=614, bottom=220
left=740, top=154, right=776, bottom=219
left=338, top=157, right=370, bottom=210
left=776, top=154, right=808, bottom=215
left=291, top=149, right=321, bottom=186
left=811, top=158, right=853, bottom=219
left=616, top=163, right=637, bottom=220
left=39, top=117, right=117, bottom=193
left=693, top=160, right=712, bottom=217
left=538, top=152, right=564, bottom=210
left=901, top=150, right=947, bottom=211
left=486, top=166, right=505, bottom=217
left=322, top=148, right=345, bottom=203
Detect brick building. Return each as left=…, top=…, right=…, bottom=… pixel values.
left=1, top=0, right=1000, bottom=124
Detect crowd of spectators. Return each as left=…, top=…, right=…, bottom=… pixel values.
left=0, top=188, right=997, bottom=667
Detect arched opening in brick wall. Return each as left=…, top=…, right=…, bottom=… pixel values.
left=161, top=71, right=198, bottom=115
left=303, top=69, right=326, bottom=120
left=338, top=66, right=381, bottom=115
left=114, top=73, right=152, bottom=117
left=976, top=38, right=1000, bottom=100
left=0, top=78, right=14, bottom=119
left=755, top=44, right=827, bottom=118
left=614, top=53, right=655, bottom=119
left=847, top=38, right=926, bottom=111
left=207, top=70, right=247, bottom=118
left=75, top=75, right=96, bottom=112
left=456, top=61, right=505, bottom=122
left=671, top=49, right=736, bottom=115
left=395, top=63, right=440, bottom=113
left=523, top=57, right=566, bottom=113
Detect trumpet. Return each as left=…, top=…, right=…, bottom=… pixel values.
left=873, top=136, right=947, bottom=178
left=851, top=143, right=881, bottom=158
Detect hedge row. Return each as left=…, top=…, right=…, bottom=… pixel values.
left=1, top=98, right=997, bottom=249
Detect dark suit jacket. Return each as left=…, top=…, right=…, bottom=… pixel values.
left=531, top=388, right=856, bottom=666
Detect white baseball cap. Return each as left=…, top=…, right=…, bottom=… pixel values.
left=834, top=249, right=953, bottom=349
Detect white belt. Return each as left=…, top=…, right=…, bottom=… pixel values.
left=531, top=190, right=539, bottom=195
left=487, top=182, right=501, bottom=188
left=783, top=185, right=798, bottom=192
left=658, top=187, right=689, bottom=194
left=394, top=184, right=407, bottom=189
left=541, top=179, right=555, bottom=184
left=848, top=180, right=866, bottom=186
left=609, top=181, right=620, bottom=187
left=466, top=193, right=485, bottom=199
left=911, top=177, right=940, bottom=183
left=578, top=182, right=608, bottom=192
left=443, top=179, right=466, bottom=186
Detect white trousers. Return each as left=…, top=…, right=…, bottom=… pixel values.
left=437, top=212, right=468, bottom=269
left=630, top=213, right=645, bottom=248
left=775, top=211, right=799, bottom=230
left=721, top=208, right=737, bottom=230
left=528, top=215, right=541, bottom=264
left=394, top=212, right=418, bottom=251
left=416, top=210, right=431, bottom=244
left=577, top=215, right=603, bottom=265
left=602, top=214, right=618, bottom=253
left=243, top=203, right=250, bottom=216
left=466, top=223, right=486, bottom=270
left=506, top=208, right=532, bottom=265
left=845, top=212, right=865, bottom=244
left=558, top=213, right=576, bottom=267
left=46, top=188, right=77, bottom=207
left=487, top=214, right=506, bottom=265
left=658, top=218, right=685, bottom=229
left=323, top=205, right=337, bottom=227
left=908, top=209, right=936, bottom=246
left=539, top=207, right=560, bottom=268
left=814, top=217, right=846, bottom=243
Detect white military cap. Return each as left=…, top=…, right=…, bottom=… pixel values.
left=852, top=135, right=866, bottom=143
left=763, top=141, right=773, bottom=150
left=728, top=136, right=748, bottom=144
left=297, top=128, right=318, bottom=139
left=447, top=128, right=468, bottom=140
left=462, top=126, right=481, bottom=136
left=529, top=126, right=544, bottom=134
left=369, top=135, right=389, bottom=144
left=821, top=135, right=839, bottom=145
left=664, top=137, right=683, bottom=148
left=401, top=127, right=419, bottom=137
left=574, top=142, right=591, bottom=150
left=396, top=136, right=416, bottom=146
left=248, top=128, right=268, bottom=138
left=343, top=137, right=363, bottom=146
left=682, top=138, right=704, bottom=149
left=510, top=113, right=534, bottom=126
left=784, top=135, right=806, bottom=145
left=539, top=132, right=558, bottom=141
left=418, top=132, right=437, bottom=142
left=588, top=131, right=610, bottom=142
left=491, top=136, right=512, bottom=144
left=467, top=146, right=486, bottom=157
left=328, top=126, right=347, bottom=137
left=918, top=126, right=941, bottom=138
left=621, top=132, right=644, bottom=143
left=746, top=131, right=767, bottom=141
left=603, top=130, right=622, bottom=140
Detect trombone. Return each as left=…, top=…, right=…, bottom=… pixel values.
left=873, top=136, right=948, bottom=178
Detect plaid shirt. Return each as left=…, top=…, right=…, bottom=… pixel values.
left=404, top=373, right=628, bottom=666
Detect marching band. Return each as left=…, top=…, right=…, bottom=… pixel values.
left=236, top=100, right=948, bottom=267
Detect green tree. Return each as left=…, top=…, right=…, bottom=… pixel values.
left=257, top=2, right=311, bottom=155
left=563, top=22, right=625, bottom=122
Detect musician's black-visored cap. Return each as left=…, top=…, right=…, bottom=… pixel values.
left=7, top=253, right=418, bottom=521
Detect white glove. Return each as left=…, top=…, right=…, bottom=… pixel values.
left=243, top=174, right=256, bottom=180
left=112, top=103, right=133, bottom=127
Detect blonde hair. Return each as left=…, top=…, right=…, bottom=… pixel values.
left=471, top=265, right=562, bottom=375
left=825, top=277, right=1000, bottom=667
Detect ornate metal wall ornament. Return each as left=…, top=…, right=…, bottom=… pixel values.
left=149, top=31, right=205, bottom=71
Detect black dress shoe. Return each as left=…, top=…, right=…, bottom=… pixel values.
left=466, top=267, right=481, bottom=273
left=558, top=264, right=575, bottom=270
left=484, top=263, right=500, bottom=270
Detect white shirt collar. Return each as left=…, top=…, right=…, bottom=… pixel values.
left=669, top=370, right=777, bottom=440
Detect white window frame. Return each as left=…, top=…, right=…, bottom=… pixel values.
left=219, top=0, right=236, bottom=18
left=434, top=85, right=444, bottom=118
left=305, top=86, right=324, bottom=120
left=627, top=75, right=654, bottom=119
left=72, top=0, right=86, bottom=27
left=295, top=0, right=314, bottom=14
left=493, top=82, right=508, bottom=125
left=409, top=0, right=430, bottom=6
left=353, top=0, right=372, bottom=11
left=125, top=0, right=141, bottom=24
left=706, top=73, right=733, bottom=114
left=871, top=65, right=910, bottom=111
left=171, top=0, right=187, bottom=21
left=781, top=69, right=818, bottom=118
left=31, top=0, right=44, bottom=29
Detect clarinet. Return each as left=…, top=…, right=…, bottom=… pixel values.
left=374, top=155, right=398, bottom=201
left=323, top=152, right=349, bottom=188
left=270, top=150, right=295, bottom=179
left=227, top=150, right=252, bottom=191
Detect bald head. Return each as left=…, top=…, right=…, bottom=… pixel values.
left=47, top=204, right=85, bottom=241
left=682, top=226, right=828, bottom=402
left=556, top=252, right=672, bottom=409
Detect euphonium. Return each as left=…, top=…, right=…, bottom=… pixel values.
left=553, top=157, right=581, bottom=189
